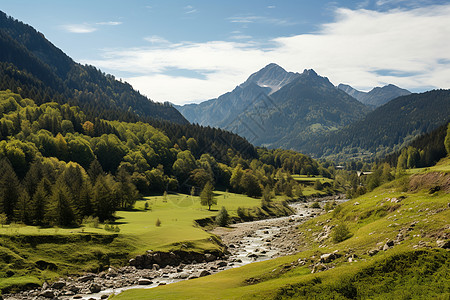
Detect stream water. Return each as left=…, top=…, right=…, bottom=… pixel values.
left=5, top=197, right=346, bottom=300
left=75, top=202, right=324, bottom=300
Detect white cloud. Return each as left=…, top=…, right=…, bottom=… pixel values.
left=96, top=21, right=122, bottom=26
left=62, top=21, right=122, bottom=33
left=85, top=4, right=450, bottom=104
left=230, top=35, right=253, bottom=40
left=61, top=24, right=97, bottom=33
left=228, top=15, right=296, bottom=26
left=144, top=35, right=170, bottom=44
left=184, top=5, right=198, bottom=14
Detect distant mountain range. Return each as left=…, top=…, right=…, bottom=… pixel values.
left=302, top=89, right=450, bottom=160
left=179, top=63, right=414, bottom=150
left=338, top=83, right=411, bottom=107
left=177, top=63, right=449, bottom=161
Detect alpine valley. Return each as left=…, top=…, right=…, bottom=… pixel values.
left=0, top=7, right=449, bottom=300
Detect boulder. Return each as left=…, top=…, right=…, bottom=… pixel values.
left=217, top=261, right=228, bottom=268
left=176, top=272, right=190, bottom=279
left=89, top=283, right=102, bottom=293
left=51, top=281, right=66, bottom=289
left=383, top=240, right=394, bottom=251
left=138, top=278, right=153, bottom=285
left=205, top=253, right=216, bottom=262
left=199, top=270, right=211, bottom=277
left=368, top=249, right=379, bottom=256
left=40, top=290, right=54, bottom=298
left=320, top=252, right=338, bottom=263
left=437, top=240, right=450, bottom=249
left=79, top=273, right=96, bottom=282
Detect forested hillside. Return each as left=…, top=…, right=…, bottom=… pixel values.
left=0, top=90, right=326, bottom=227
left=302, top=89, right=450, bottom=161
left=0, top=11, right=187, bottom=124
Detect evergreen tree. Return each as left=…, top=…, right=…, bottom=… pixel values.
left=46, top=179, right=78, bottom=226
left=200, top=181, right=216, bottom=210
left=92, top=175, right=117, bottom=222
left=115, top=168, right=139, bottom=209
left=30, top=179, right=48, bottom=225
left=0, top=158, right=22, bottom=218
left=14, top=189, right=31, bottom=224
left=88, top=159, right=104, bottom=183
left=215, top=206, right=229, bottom=227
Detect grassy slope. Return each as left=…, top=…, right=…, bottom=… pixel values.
left=113, top=159, right=450, bottom=300
left=0, top=192, right=291, bottom=293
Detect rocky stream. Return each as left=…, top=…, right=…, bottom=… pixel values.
left=3, top=196, right=345, bottom=300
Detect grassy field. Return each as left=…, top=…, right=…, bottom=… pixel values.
left=0, top=191, right=291, bottom=293
left=291, top=175, right=333, bottom=184
left=112, top=159, right=450, bottom=299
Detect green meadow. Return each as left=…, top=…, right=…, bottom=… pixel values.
left=112, top=159, right=450, bottom=300
left=0, top=191, right=291, bottom=292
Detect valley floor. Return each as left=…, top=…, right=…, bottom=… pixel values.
left=110, top=160, right=450, bottom=300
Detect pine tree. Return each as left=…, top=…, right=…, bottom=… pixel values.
left=30, top=179, right=48, bottom=225
left=0, top=158, right=22, bottom=218
left=115, top=168, right=139, bottom=209
left=14, top=190, right=31, bottom=224
left=88, top=159, right=104, bottom=183
left=200, top=181, right=216, bottom=210
left=45, top=179, right=78, bottom=227
left=92, top=175, right=116, bottom=222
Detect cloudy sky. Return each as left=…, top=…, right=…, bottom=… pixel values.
left=1, top=0, right=449, bottom=104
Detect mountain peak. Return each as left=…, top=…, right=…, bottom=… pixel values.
left=338, top=83, right=411, bottom=107
left=242, top=63, right=300, bottom=94
left=302, top=69, right=318, bottom=76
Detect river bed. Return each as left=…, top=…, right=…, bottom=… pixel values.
left=4, top=196, right=345, bottom=300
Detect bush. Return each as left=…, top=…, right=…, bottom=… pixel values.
left=314, top=180, right=323, bottom=191
left=83, top=216, right=99, bottom=228
left=310, top=201, right=321, bottom=209
left=237, top=207, right=246, bottom=219
left=332, top=223, right=352, bottom=243
left=215, top=206, right=229, bottom=227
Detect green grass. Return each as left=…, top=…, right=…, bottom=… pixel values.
left=112, top=158, right=450, bottom=300
left=0, top=191, right=287, bottom=293
left=291, top=175, right=333, bottom=184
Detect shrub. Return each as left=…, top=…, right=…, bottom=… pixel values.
left=332, top=223, right=352, bottom=243
left=83, top=216, right=99, bottom=228
left=237, top=207, right=246, bottom=219
left=215, top=206, right=229, bottom=227
left=310, top=201, right=321, bottom=209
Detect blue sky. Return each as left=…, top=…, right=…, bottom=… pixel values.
left=1, top=0, right=450, bottom=104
